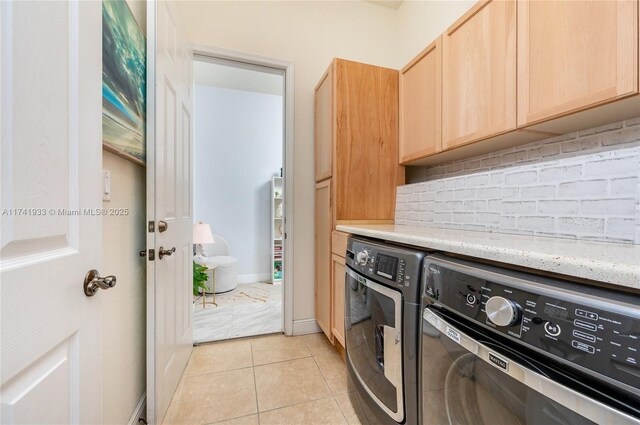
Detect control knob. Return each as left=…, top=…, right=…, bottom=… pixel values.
left=485, top=296, right=521, bottom=327
left=356, top=250, right=370, bottom=266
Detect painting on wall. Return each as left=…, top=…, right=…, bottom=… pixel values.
left=102, top=0, right=146, bottom=166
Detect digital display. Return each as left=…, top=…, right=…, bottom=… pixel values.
left=543, top=304, right=569, bottom=320
left=375, top=254, right=398, bottom=281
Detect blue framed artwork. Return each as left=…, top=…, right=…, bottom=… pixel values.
left=102, top=0, right=146, bottom=165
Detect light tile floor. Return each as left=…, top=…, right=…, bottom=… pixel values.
left=193, top=282, right=282, bottom=343
left=163, top=333, right=368, bottom=425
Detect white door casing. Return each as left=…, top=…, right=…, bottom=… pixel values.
left=146, top=1, right=194, bottom=423
left=0, top=1, right=103, bottom=424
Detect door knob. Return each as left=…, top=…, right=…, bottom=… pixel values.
left=158, top=246, right=176, bottom=259
left=83, top=269, right=117, bottom=297
left=158, top=220, right=168, bottom=232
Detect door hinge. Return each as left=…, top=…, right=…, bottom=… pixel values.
left=148, top=221, right=155, bottom=232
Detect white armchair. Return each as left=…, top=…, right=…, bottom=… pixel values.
left=197, top=234, right=239, bottom=293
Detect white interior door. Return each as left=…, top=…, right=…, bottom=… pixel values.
left=146, top=1, right=194, bottom=423
left=0, top=1, right=103, bottom=423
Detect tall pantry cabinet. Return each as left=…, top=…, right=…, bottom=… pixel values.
left=314, top=58, right=402, bottom=345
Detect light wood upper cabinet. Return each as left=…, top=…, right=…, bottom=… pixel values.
left=442, top=0, right=516, bottom=150
left=517, top=0, right=638, bottom=127
left=315, top=179, right=332, bottom=341
left=315, top=69, right=333, bottom=182
left=333, top=59, right=401, bottom=221
left=400, top=37, right=442, bottom=164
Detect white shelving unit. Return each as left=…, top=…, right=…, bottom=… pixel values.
left=271, top=176, right=283, bottom=284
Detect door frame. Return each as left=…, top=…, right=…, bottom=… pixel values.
left=192, top=45, right=295, bottom=336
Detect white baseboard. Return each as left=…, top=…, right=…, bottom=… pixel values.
left=128, top=391, right=146, bottom=425
left=238, top=273, right=272, bottom=284
left=292, top=319, right=321, bottom=335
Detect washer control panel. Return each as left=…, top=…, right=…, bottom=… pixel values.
left=346, top=236, right=426, bottom=303
left=423, top=255, right=640, bottom=393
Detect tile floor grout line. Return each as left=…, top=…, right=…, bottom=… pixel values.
left=203, top=412, right=259, bottom=425
left=184, top=365, right=255, bottom=380
left=256, top=394, right=337, bottom=416
left=333, top=395, right=351, bottom=425
left=250, top=341, right=262, bottom=425
left=252, top=366, right=261, bottom=425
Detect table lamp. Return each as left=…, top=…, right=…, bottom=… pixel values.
left=193, top=222, right=214, bottom=259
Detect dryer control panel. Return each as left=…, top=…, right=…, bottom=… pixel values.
left=422, top=255, right=640, bottom=396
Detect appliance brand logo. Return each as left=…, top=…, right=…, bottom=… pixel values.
left=489, top=352, right=509, bottom=371
left=445, top=326, right=461, bottom=344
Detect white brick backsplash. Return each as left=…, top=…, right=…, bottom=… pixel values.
left=452, top=212, right=475, bottom=223
left=487, top=199, right=501, bottom=211
left=562, top=135, right=600, bottom=153
left=501, top=216, right=516, bottom=228
left=443, top=201, right=463, bottom=211
left=476, top=187, right=502, bottom=199
left=466, top=174, right=490, bottom=186
left=435, top=190, right=453, bottom=201
left=603, top=126, right=640, bottom=147
left=397, top=117, right=640, bottom=244
left=476, top=212, right=500, bottom=225
left=558, top=180, right=607, bottom=197
left=539, top=165, right=582, bottom=182
left=464, top=200, right=487, bottom=211
left=502, top=201, right=536, bottom=214
left=581, top=199, right=636, bottom=215
left=610, top=177, right=637, bottom=196
left=435, top=212, right=451, bottom=222
left=505, top=171, right=537, bottom=185
left=527, top=143, right=561, bottom=160
left=538, top=200, right=580, bottom=214
left=607, top=217, right=635, bottom=238
left=585, top=157, right=638, bottom=177
left=502, top=150, right=527, bottom=163
left=578, top=121, right=623, bottom=136
left=518, top=216, right=555, bottom=231
left=454, top=188, right=475, bottom=200
left=557, top=217, right=605, bottom=234
left=520, top=185, right=556, bottom=199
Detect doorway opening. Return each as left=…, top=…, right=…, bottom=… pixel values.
left=191, top=54, right=289, bottom=344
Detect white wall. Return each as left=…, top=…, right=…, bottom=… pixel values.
left=102, top=152, right=147, bottom=424
left=194, top=85, right=283, bottom=279
left=101, top=1, right=147, bottom=424
left=178, top=0, right=399, bottom=323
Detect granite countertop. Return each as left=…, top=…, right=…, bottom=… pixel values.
left=335, top=224, right=640, bottom=290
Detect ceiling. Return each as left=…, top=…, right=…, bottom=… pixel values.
left=363, top=0, right=404, bottom=10
left=194, top=60, right=284, bottom=97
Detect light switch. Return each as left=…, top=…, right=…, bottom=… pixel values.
left=103, top=170, right=111, bottom=201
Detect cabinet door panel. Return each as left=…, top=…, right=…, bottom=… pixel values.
left=331, top=254, right=346, bottom=347
left=400, top=37, right=442, bottom=164
left=315, top=69, right=333, bottom=181
left=518, top=0, right=638, bottom=126
left=334, top=59, right=400, bottom=220
left=443, top=0, right=516, bottom=149
left=315, top=180, right=332, bottom=341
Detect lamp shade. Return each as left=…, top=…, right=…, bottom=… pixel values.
left=193, top=223, right=214, bottom=244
